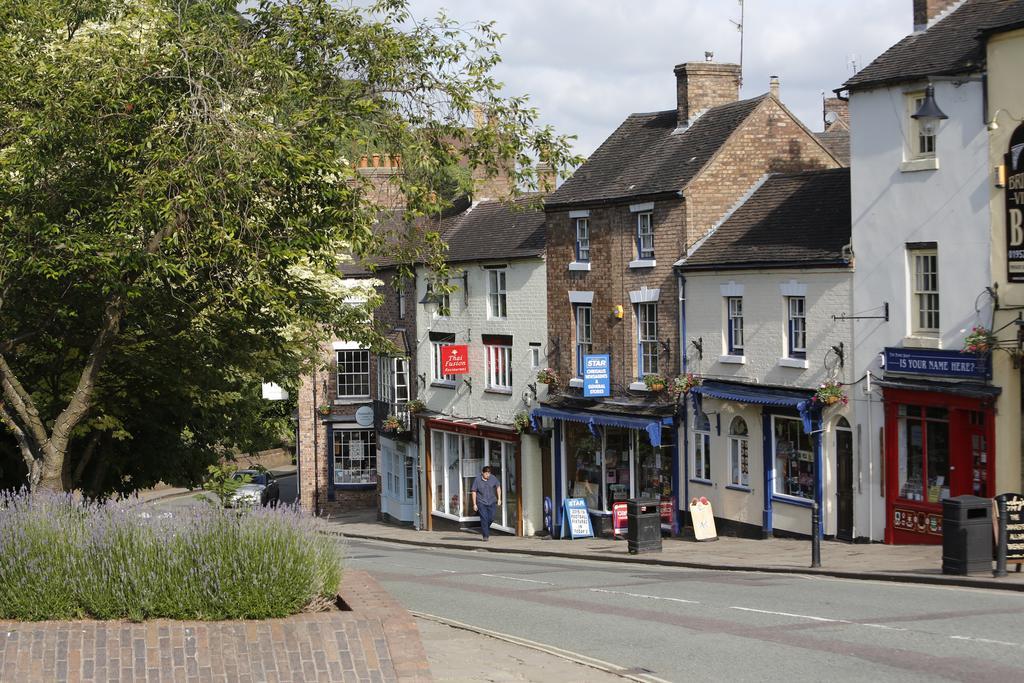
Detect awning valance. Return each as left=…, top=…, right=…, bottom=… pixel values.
left=529, top=406, right=670, bottom=446
left=691, top=380, right=817, bottom=433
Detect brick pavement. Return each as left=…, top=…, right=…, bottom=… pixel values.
left=0, top=571, right=431, bottom=683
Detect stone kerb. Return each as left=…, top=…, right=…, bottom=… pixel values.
left=0, top=571, right=431, bottom=683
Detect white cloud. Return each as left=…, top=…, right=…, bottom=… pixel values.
left=402, top=1, right=911, bottom=157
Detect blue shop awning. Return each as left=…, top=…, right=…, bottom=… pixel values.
left=691, top=380, right=817, bottom=433
left=529, top=406, right=670, bottom=446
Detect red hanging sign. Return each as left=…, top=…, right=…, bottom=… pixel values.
left=441, top=344, right=469, bottom=375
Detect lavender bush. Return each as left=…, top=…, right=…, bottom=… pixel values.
left=0, top=491, right=342, bottom=621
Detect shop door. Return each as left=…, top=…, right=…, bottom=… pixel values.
left=487, top=440, right=519, bottom=533
left=836, top=421, right=854, bottom=541
left=604, top=428, right=632, bottom=507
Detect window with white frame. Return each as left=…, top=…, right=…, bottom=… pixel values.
left=378, top=356, right=409, bottom=409
left=726, top=297, right=744, bottom=355
left=636, top=212, right=654, bottom=259
left=787, top=296, right=806, bottom=358
left=576, top=218, right=590, bottom=262
left=908, top=92, right=936, bottom=159
left=487, top=268, right=507, bottom=319
left=333, top=428, right=377, bottom=485
left=575, top=304, right=593, bottom=377
left=692, top=412, right=712, bottom=481
left=910, top=248, right=939, bottom=334
left=430, top=334, right=456, bottom=384
left=637, top=302, right=658, bottom=377
left=729, top=416, right=750, bottom=487
left=773, top=415, right=814, bottom=500
left=404, top=454, right=415, bottom=500
left=485, top=336, right=513, bottom=391
left=336, top=349, right=370, bottom=398
left=530, top=345, right=541, bottom=369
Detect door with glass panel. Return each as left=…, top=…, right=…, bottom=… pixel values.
left=487, top=440, right=519, bottom=533
left=604, top=428, right=633, bottom=506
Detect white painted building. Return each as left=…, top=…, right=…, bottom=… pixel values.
left=414, top=198, right=550, bottom=536
left=843, top=0, right=1003, bottom=544
left=678, top=169, right=854, bottom=538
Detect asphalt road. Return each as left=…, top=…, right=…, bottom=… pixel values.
left=347, top=538, right=1024, bottom=683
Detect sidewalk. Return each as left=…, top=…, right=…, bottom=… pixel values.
left=322, top=511, right=1024, bottom=592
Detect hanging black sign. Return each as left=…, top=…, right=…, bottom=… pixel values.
left=1005, top=124, right=1024, bottom=283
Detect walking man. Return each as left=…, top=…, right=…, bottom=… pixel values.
left=471, top=465, right=502, bottom=541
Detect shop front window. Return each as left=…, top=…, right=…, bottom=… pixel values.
left=566, top=422, right=603, bottom=511
left=636, top=429, right=671, bottom=500
left=333, top=428, right=377, bottom=485
left=431, top=429, right=518, bottom=523
left=692, top=413, right=712, bottom=482
left=729, top=416, right=750, bottom=488
left=772, top=416, right=814, bottom=500
left=604, top=428, right=632, bottom=508
left=897, top=405, right=949, bottom=503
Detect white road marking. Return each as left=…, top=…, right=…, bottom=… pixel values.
left=440, top=569, right=458, bottom=574
left=729, top=606, right=850, bottom=623
left=860, top=623, right=907, bottom=631
left=481, top=573, right=554, bottom=585
left=589, top=588, right=699, bottom=604
left=950, top=635, right=1021, bottom=648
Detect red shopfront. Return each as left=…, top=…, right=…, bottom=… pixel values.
left=883, top=387, right=996, bottom=544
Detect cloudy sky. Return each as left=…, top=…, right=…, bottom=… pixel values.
left=403, top=0, right=913, bottom=157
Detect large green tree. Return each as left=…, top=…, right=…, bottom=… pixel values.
left=0, top=0, right=577, bottom=493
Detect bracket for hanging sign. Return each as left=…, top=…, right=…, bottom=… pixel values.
left=833, top=302, right=889, bottom=322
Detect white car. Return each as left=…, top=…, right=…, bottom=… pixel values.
left=228, top=470, right=280, bottom=508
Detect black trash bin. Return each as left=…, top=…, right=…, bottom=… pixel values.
left=627, top=498, right=662, bottom=554
left=942, top=495, right=993, bottom=575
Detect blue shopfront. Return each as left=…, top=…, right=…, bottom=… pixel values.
left=531, top=396, right=677, bottom=538
left=686, top=380, right=828, bottom=539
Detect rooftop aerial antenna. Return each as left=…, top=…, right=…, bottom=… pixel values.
left=730, top=0, right=744, bottom=86
left=847, top=53, right=859, bottom=74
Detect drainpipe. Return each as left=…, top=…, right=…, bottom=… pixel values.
left=678, top=272, right=689, bottom=518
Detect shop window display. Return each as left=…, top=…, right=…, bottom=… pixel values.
left=729, top=417, right=750, bottom=487
left=897, top=405, right=949, bottom=503
left=773, top=416, right=813, bottom=499
left=604, top=429, right=632, bottom=508
left=566, top=422, right=602, bottom=510
left=637, top=430, right=671, bottom=500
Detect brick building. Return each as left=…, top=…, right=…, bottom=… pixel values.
left=533, top=58, right=842, bottom=537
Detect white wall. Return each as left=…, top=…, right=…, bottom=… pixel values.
left=849, top=79, right=991, bottom=540
left=415, top=256, right=549, bottom=534
left=684, top=268, right=854, bottom=536
left=685, top=269, right=853, bottom=388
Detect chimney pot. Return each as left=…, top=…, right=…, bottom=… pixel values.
left=704, top=51, right=714, bottom=63
left=674, top=60, right=742, bottom=128
left=769, top=76, right=780, bottom=99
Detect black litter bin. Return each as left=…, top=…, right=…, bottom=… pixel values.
left=627, top=498, right=662, bottom=554
left=942, top=495, right=993, bottom=575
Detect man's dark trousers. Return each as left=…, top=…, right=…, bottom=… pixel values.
left=478, top=503, right=497, bottom=539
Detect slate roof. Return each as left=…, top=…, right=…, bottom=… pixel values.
left=843, top=0, right=1024, bottom=92
left=815, top=130, right=850, bottom=165
left=441, top=195, right=546, bottom=264
left=545, top=96, right=767, bottom=208
left=678, top=168, right=851, bottom=270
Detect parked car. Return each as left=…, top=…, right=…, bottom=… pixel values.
left=228, top=469, right=280, bottom=508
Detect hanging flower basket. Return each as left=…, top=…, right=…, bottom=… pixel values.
left=406, top=399, right=426, bottom=414
left=672, top=372, right=702, bottom=396
left=643, top=373, right=667, bottom=392
left=382, top=415, right=403, bottom=432
left=317, top=404, right=332, bottom=416
left=536, top=368, right=558, bottom=385
left=513, top=411, right=531, bottom=434
left=963, top=326, right=997, bottom=354
left=813, top=380, right=848, bottom=407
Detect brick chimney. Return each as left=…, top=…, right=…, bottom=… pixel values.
left=913, top=0, right=960, bottom=31
left=823, top=97, right=849, bottom=131
left=674, top=59, right=742, bottom=128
